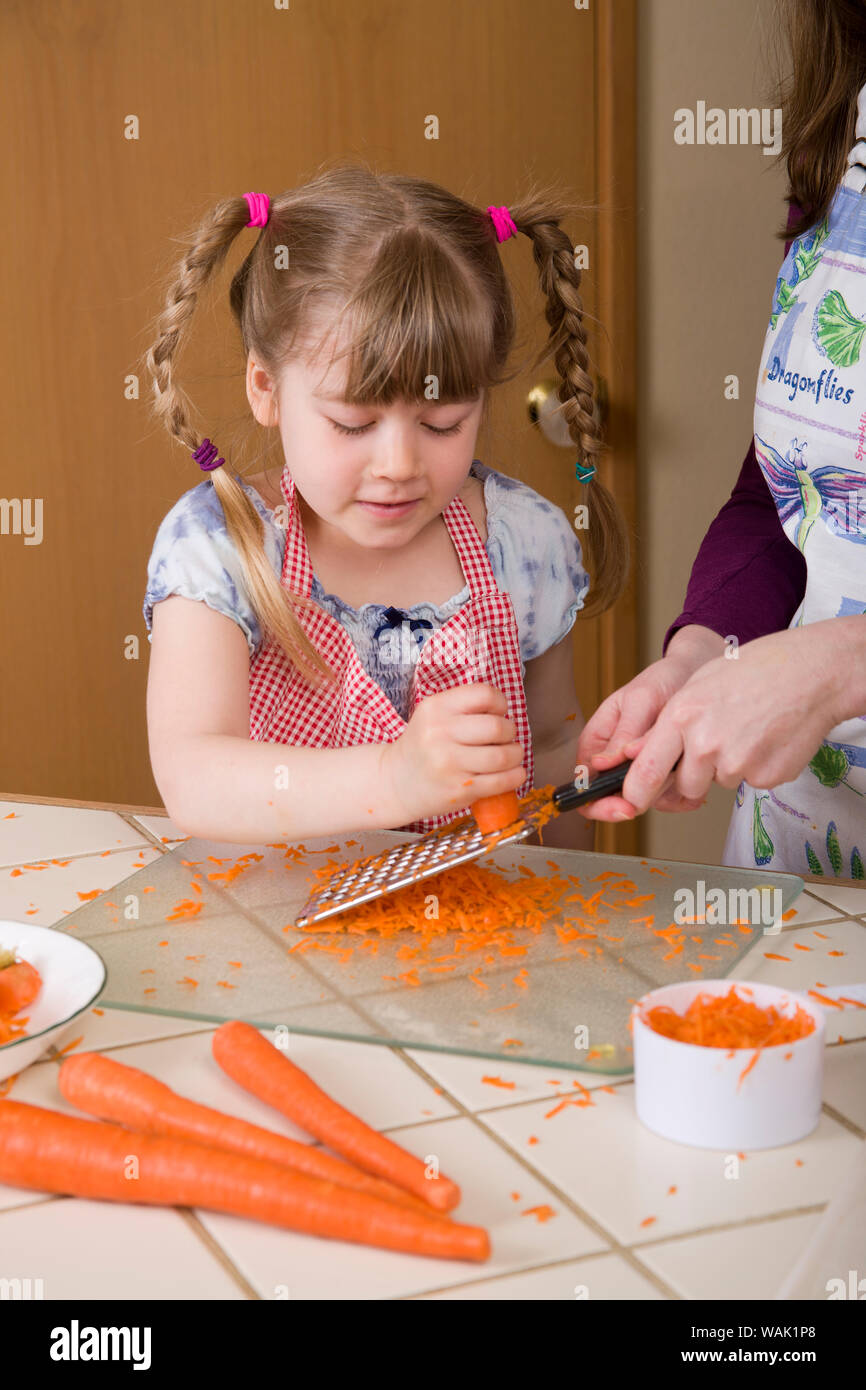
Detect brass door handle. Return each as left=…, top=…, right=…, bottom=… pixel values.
left=527, top=376, right=609, bottom=443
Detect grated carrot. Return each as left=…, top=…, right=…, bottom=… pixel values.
left=642, top=986, right=815, bottom=1066
left=522, top=1204, right=556, bottom=1222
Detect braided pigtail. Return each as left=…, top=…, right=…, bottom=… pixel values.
left=499, top=195, right=630, bottom=618
left=141, top=194, right=334, bottom=685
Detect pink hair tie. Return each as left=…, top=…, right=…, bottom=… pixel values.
left=192, top=438, right=225, bottom=472
left=244, top=191, right=270, bottom=227
left=487, top=205, right=518, bottom=242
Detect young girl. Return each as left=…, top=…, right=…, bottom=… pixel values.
left=141, top=164, right=629, bottom=848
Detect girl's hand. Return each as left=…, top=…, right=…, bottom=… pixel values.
left=380, top=683, right=525, bottom=826
left=612, top=624, right=845, bottom=817
left=576, top=626, right=726, bottom=821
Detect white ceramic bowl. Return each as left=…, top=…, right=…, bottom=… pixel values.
left=631, top=979, right=825, bottom=1151
left=0, top=921, right=106, bottom=1082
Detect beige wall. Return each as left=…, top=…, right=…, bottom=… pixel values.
left=637, top=0, right=790, bottom=864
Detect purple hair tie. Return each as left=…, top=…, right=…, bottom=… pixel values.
left=192, top=438, right=225, bottom=472
left=244, top=191, right=270, bottom=227
left=487, top=205, right=518, bottom=242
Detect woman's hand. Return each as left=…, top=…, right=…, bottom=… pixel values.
left=380, top=683, right=525, bottom=826
left=576, top=626, right=726, bottom=820
left=606, top=622, right=850, bottom=818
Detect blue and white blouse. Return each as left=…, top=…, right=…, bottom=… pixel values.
left=143, top=458, right=590, bottom=719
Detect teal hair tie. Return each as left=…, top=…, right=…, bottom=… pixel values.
left=575, top=460, right=596, bottom=482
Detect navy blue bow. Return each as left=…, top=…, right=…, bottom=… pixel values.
left=373, top=606, right=433, bottom=647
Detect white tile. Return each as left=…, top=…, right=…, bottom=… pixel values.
left=0, top=847, right=162, bottom=927
left=54, top=1005, right=218, bottom=1052
left=128, top=814, right=189, bottom=846
left=638, top=1212, right=822, bottom=1300
left=0, top=804, right=149, bottom=868
left=0, top=1198, right=246, bottom=1299
left=402, top=1048, right=625, bottom=1111
left=420, top=1252, right=665, bottom=1300
left=772, top=892, right=845, bottom=927
left=197, top=1115, right=607, bottom=1299
left=803, top=883, right=866, bottom=918
left=823, top=1040, right=866, bottom=1130
left=729, top=919, right=866, bottom=1041
left=481, top=1084, right=863, bottom=1244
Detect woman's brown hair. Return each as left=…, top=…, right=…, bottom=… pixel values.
left=142, top=162, right=629, bottom=683
left=771, top=0, right=866, bottom=240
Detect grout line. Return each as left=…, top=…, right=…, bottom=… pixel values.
left=179, top=1210, right=259, bottom=1299
left=401, top=1246, right=661, bottom=1299
left=631, top=1202, right=827, bottom=1252
left=821, top=1101, right=866, bottom=1140
left=0, top=1194, right=64, bottom=1217
left=116, top=812, right=187, bottom=852
left=0, top=844, right=162, bottom=874
left=375, top=1077, right=636, bottom=1127
left=41, top=1024, right=224, bottom=1059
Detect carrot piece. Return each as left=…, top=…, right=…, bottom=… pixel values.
left=212, top=1020, right=461, bottom=1212
left=472, top=793, right=521, bottom=835
left=0, top=951, right=41, bottom=1015
left=58, top=1052, right=435, bottom=1217
left=0, top=1100, right=488, bottom=1262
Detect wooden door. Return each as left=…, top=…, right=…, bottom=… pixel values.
left=1, top=0, right=637, bottom=851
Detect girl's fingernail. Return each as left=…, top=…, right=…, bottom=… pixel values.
left=612, top=810, right=628, bottom=820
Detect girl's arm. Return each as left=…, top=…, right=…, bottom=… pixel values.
left=147, top=596, right=407, bottom=842
left=522, top=633, right=594, bottom=852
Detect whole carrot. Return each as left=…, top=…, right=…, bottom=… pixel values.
left=212, top=1020, right=461, bottom=1212
left=58, top=1051, right=435, bottom=1217
left=0, top=1100, right=489, bottom=1262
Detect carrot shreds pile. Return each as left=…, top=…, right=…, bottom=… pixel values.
left=299, top=856, right=572, bottom=948
left=642, top=985, right=816, bottom=1050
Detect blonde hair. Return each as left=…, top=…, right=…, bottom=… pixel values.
left=142, top=161, right=629, bottom=684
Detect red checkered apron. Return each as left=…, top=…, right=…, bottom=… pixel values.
left=248, top=471, right=534, bottom=832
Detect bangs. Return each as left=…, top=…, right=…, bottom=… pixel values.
left=304, top=231, right=502, bottom=406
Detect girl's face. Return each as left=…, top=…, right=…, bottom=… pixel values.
left=247, top=333, right=485, bottom=552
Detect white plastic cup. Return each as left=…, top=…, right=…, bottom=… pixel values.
left=631, top=979, right=825, bottom=1151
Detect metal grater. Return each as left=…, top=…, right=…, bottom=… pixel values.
left=293, top=760, right=631, bottom=928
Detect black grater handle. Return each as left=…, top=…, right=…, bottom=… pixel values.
left=550, top=760, right=632, bottom=814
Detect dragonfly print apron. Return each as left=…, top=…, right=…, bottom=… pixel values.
left=247, top=470, right=534, bottom=834
left=724, top=79, right=866, bottom=877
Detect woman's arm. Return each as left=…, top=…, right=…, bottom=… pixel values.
left=662, top=437, right=808, bottom=652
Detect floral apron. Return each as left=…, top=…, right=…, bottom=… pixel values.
left=248, top=471, right=534, bottom=833
left=724, top=79, right=866, bottom=877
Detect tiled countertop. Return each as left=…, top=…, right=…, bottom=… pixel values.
left=1, top=795, right=864, bottom=1301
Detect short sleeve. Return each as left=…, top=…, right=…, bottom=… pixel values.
left=142, top=476, right=285, bottom=658
left=475, top=461, right=590, bottom=663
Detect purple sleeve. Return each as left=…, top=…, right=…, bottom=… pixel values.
left=662, top=199, right=809, bottom=654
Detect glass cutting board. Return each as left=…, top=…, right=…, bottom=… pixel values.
left=59, top=831, right=804, bottom=1074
